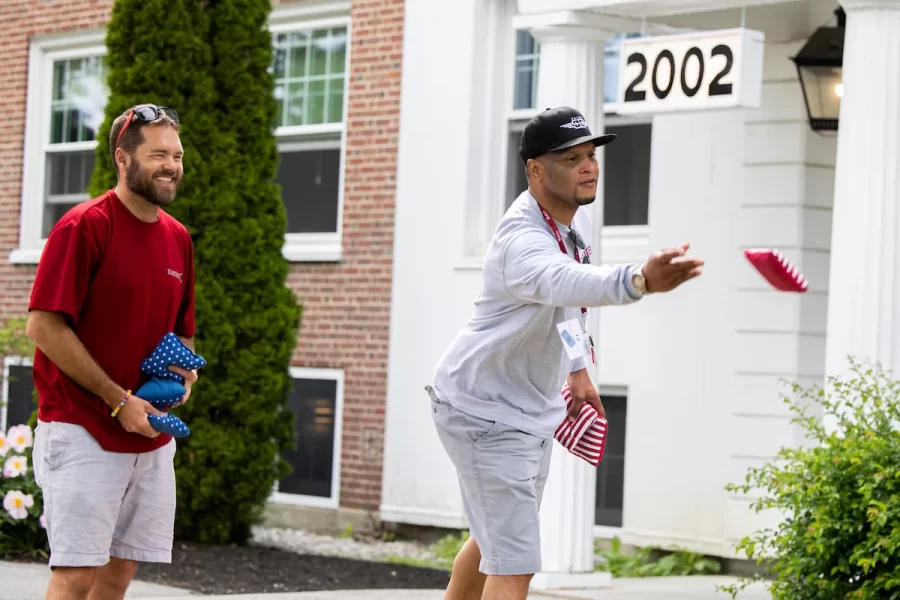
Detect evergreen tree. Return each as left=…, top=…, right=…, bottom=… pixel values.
left=91, top=0, right=300, bottom=544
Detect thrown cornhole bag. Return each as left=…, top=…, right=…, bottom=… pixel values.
left=744, top=248, right=809, bottom=293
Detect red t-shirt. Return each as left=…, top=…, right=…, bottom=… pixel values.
left=29, top=189, right=195, bottom=453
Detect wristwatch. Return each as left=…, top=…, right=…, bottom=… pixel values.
left=632, top=264, right=649, bottom=295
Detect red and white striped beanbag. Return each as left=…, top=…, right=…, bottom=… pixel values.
left=554, top=384, right=608, bottom=467
left=744, top=248, right=809, bottom=293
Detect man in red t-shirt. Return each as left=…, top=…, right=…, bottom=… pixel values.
left=26, top=103, right=199, bottom=600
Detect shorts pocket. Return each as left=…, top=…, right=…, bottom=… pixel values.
left=462, top=412, right=504, bottom=446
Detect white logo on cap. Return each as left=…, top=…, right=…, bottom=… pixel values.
left=560, top=116, right=588, bottom=130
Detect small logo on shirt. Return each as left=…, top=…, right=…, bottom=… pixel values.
left=167, top=269, right=183, bottom=283
left=560, top=116, right=588, bottom=130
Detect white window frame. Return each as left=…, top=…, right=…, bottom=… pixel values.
left=270, top=3, right=352, bottom=263
left=269, top=366, right=345, bottom=510
left=2, top=356, right=34, bottom=432
left=10, top=29, right=107, bottom=265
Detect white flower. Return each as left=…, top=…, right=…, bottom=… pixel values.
left=7, top=425, right=33, bottom=453
left=0, top=432, right=8, bottom=457
left=40, top=513, right=47, bottom=529
left=3, top=490, right=34, bottom=520
left=3, top=455, right=27, bottom=478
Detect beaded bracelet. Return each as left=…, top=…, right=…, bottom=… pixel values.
left=111, top=390, right=131, bottom=419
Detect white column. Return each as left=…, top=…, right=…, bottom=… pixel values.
left=824, top=0, right=900, bottom=405
left=514, top=10, right=617, bottom=590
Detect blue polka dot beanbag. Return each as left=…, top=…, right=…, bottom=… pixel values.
left=148, top=414, right=191, bottom=438
left=141, top=333, right=207, bottom=384
left=136, top=378, right=187, bottom=410
left=137, top=333, right=207, bottom=439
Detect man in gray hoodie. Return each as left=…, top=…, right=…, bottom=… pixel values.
left=427, top=106, right=704, bottom=600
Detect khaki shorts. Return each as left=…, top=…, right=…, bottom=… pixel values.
left=32, top=421, right=176, bottom=568
left=427, top=386, right=552, bottom=576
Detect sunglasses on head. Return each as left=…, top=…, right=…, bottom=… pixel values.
left=115, top=104, right=180, bottom=149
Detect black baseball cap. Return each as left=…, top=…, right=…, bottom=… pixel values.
left=519, top=106, right=616, bottom=163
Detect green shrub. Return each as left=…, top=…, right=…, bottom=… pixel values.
left=724, top=359, right=900, bottom=600
left=594, top=537, right=721, bottom=578
left=92, top=0, right=300, bottom=544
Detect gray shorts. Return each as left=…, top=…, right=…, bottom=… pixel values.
left=32, top=421, right=177, bottom=568
left=428, top=387, right=552, bottom=576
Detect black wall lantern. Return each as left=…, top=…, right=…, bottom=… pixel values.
left=791, top=7, right=845, bottom=132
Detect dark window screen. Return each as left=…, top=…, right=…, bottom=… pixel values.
left=595, top=394, right=628, bottom=527
left=279, top=377, right=338, bottom=498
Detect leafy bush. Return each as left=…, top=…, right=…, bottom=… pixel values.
left=724, top=359, right=900, bottom=599
left=91, top=0, right=300, bottom=544
left=0, top=424, right=47, bottom=557
left=594, top=537, right=721, bottom=578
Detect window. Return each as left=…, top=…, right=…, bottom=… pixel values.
left=504, top=32, right=652, bottom=236
left=12, top=32, right=108, bottom=264
left=594, top=393, right=627, bottom=528
left=270, top=367, right=344, bottom=509
left=513, top=30, right=539, bottom=111
left=13, top=8, right=351, bottom=265
left=271, top=21, right=349, bottom=262
left=2, top=358, right=36, bottom=432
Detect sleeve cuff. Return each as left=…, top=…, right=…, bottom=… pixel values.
left=570, top=357, right=587, bottom=373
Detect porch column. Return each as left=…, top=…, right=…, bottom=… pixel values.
left=824, top=0, right=900, bottom=401
left=514, top=10, right=618, bottom=590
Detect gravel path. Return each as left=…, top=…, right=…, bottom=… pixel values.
left=250, top=526, right=442, bottom=566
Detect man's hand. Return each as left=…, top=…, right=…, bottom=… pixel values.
left=115, top=394, right=164, bottom=438
left=567, top=368, right=605, bottom=421
left=168, top=366, right=199, bottom=408
left=642, top=243, right=705, bottom=293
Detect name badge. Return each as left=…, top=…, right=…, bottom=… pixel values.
left=557, top=318, right=590, bottom=360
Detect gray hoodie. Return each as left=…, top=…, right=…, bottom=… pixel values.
left=430, top=190, right=642, bottom=438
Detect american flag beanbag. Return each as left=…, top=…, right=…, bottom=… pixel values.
left=555, top=385, right=608, bottom=467
left=744, top=249, right=809, bottom=293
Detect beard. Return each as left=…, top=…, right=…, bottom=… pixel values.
left=575, top=195, right=596, bottom=206
left=126, top=159, right=182, bottom=207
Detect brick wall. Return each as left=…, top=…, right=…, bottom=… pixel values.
left=0, top=0, right=404, bottom=513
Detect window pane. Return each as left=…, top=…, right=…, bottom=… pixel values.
left=513, top=32, right=539, bottom=110
left=42, top=202, right=80, bottom=239
left=285, top=82, right=306, bottom=126
left=278, top=377, right=338, bottom=498
left=604, top=123, right=651, bottom=226
left=49, top=56, right=108, bottom=144
left=514, top=62, right=537, bottom=111
left=595, top=395, right=627, bottom=527
left=46, top=150, right=95, bottom=197
left=272, top=26, right=348, bottom=129
left=310, top=30, right=329, bottom=77
left=289, top=33, right=309, bottom=78
left=330, top=31, right=348, bottom=75
left=4, top=366, right=36, bottom=431
left=307, top=79, right=326, bottom=125
left=327, top=78, right=344, bottom=123
left=516, top=29, right=535, bottom=56
left=272, top=40, right=288, bottom=79
left=277, top=145, right=341, bottom=234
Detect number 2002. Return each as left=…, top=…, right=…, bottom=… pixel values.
left=623, top=44, right=734, bottom=102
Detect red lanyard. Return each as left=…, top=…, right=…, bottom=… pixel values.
left=537, top=204, right=587, bottom=319
left=538, top=202, right=595, bottom=365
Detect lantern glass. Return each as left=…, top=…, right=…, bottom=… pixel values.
left=797, top=65, right=842, bottom=130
